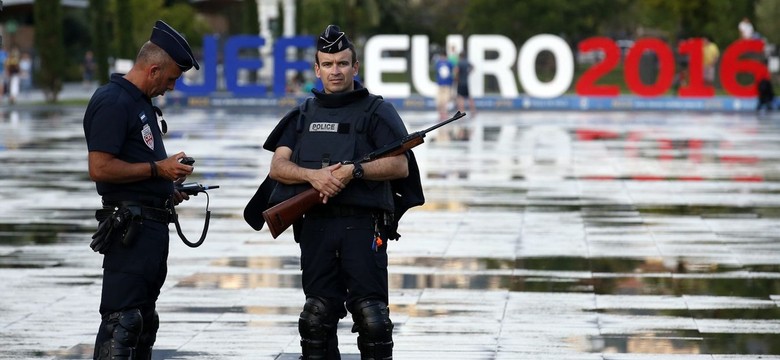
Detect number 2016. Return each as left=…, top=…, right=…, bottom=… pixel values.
left=575, top=37, right=767, bottom=97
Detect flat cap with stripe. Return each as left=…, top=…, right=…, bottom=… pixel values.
left=150, top=20, right=200, bottom=71
left=317, top=24, right=352, bottom=54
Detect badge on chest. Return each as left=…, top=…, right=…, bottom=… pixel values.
left=139, top=111, right=154, bottom=150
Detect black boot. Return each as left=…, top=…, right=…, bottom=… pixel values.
left=357, top=336, right=393, bottom=360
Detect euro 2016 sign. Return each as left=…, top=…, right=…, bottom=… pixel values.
left=177, top=34, right=767, bottom=98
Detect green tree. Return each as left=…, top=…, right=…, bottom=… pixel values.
left=634, top=0, right=755, bottom=46
left=462, top=0, right=634, bottom=44
left=116, top=0, right=136, bottom=59
left=34, top=0, right=65, bottom=102
left=89, top=0, right=111, bottom=84
left=756, top=0, right=780, bottom=46
left=130, top=1, right=208, bottom=49
left=93, top=0, right=209, bottom=63
left=85, top=0, right=210, bottom=87
left=242, top=0, right=260, bottom=35
left=298, top=0, right=381, bottom=37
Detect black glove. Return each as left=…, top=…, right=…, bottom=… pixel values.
left=90, top=207, right=139, bottom=253
left=90, top=217, right=115, bottom=254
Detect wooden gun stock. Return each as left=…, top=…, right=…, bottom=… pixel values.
left=261, top=136, right=424, bottom=238
left=262, top=187, right=321, bottom=238
left=261, top=111, right=466, bottom=238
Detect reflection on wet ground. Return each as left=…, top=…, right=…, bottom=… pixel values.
left=173, top=254, right=780, bottom=300
left=2, top=107, right=780, bottom=359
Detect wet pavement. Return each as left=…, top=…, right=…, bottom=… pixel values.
left=1, top=103, right=780, bottom=359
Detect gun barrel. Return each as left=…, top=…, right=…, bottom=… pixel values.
left=421, top=111, right=466, bottom=134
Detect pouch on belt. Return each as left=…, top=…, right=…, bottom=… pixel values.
left=90, top=204, right=143, bottom=254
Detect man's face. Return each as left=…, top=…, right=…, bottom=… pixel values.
left=315, top=49, right=358, bottom=94
left=148, top=63, right=183, bottom=98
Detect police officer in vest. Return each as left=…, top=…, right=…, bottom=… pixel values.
left=83, top=20, right=199, bottom=359
left=265, top=25, right=411, bottom=359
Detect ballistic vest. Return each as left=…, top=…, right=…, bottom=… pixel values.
left=269, top=94, right=394, bottom=211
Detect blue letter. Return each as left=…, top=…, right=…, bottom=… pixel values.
left=176, top=35, right=218, bottom=95
left=274, top=36, right=315, bottom=96
left=224, top=35, right=266, bottom=96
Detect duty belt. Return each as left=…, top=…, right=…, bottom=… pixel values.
left=98, top=201, right=171, bottom=224
left=98, top=195, right=213, bottom=249
left=307, top=204, right=381, bottom=217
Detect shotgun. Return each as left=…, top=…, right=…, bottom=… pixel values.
left=262, top=111, right=467, bottom=238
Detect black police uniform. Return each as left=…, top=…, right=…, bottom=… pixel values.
left=83, top=20, right=200, bottom=360
left=84, top=73, right=171, bottom=360
left=266, top=79, right=407, bottom=359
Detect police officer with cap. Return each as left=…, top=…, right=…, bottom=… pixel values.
left=83, top=20, right=200, bottom=359
left=265, top=24, right=414, bottom=359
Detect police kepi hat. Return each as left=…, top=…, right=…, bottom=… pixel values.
left=150, top=20, right=200, bottom=71
left=317, top=24, right=352, bottom=54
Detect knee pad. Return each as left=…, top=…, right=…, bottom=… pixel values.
left=112, top=309, right=143, bottom=345
left=349, top=299, right=393, bottom=342
left=299, top=297, right=341, bottom=359
left=96, top=309, right=143, bottom=360
left=299, top=297, right=338, bottom=340
left=350, top=300, right=394, bottom=359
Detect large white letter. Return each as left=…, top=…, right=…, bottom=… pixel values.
left=518, top=34, right=574, bottom=99
left=364, top=35, right=410, bottom=98
left=468, top=35, right=519, bottom=97
left=411, top=35, right=437, bottom=97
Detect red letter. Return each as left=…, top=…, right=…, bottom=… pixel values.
left=624, top=38, right=675, bottom=96
left=720, top=39, right=767, bottom=97
left=677, top=38, right=715, bottom=97
left=575, top=37, right=620, bottom=96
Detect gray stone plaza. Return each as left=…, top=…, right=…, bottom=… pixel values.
left=1, top=102, right=780, bottom=359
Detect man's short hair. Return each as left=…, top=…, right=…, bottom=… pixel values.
left=137, top=41, right=174, bottom=70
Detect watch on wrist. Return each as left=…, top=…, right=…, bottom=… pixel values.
left=352, top=162, right=364, bottom=179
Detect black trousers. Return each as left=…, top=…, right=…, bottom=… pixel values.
left=299, top=212, right=390, bottom=316
left=94, top=220, right=170, bottom=351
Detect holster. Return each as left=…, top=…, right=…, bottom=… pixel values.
left=90, top=204, right=145, bottom=254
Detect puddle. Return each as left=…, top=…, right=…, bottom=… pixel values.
left=175, top=272, right=302, bottom=290
left=593, top=277, right=780, bottom=298
left=175, top=255, right=779, bottom=299
left=0, top=223, right=89, bottom=246
left=700, top=333, right=780, bottom=354
left=588, top=333, right=780, bottom=355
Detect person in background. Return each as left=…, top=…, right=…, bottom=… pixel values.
left=18, top=52, right=32, bottom=95
left=4, top=47, right=21, bottom=105
left=83, top=50, right=97, bottom=89
left=702, top=38, right=720, bottom=87
left=83, top=20, right=200, bottom=360
left=264, top=24, right=416, bottom=359
left=756, top=74, right=774, bottom=113
left=447, top=45, right=459, bottom=68
left=739, top=17, right=754, bottom=40
left=454, top=51, right=476, bottom=140
left=435, top=49, right=454, bottom=121
left=447, top=45, right=460, bottom=101
left=0, top=48, right=7, bottom=102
